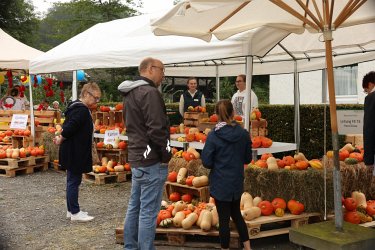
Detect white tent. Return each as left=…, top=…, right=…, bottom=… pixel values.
left=0, top=28, right=44, bottom=69
left=29, top=14, right=290, bottom=74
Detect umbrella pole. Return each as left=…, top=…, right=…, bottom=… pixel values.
left=324, top=34, right=343, bottom=232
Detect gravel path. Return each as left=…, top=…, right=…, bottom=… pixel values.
left=0, top=169, right=300, bottom=250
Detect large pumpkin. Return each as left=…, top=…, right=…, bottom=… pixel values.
left=348, top=152, right=363, bottom=162
left=344, top=211, right=360, bottom=224
left=282, top=156, right=295, bottom=166
left=339, top=149, right=350, bottom=161
left=271, top=198, right=287, bottom=210
left=258, top=200, right=273, bottom=216
left=295, top=161, right=309, bottom=170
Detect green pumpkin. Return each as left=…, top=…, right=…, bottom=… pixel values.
left=344, top=157, right=358, bottom=165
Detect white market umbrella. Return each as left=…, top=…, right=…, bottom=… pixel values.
left=152, top=0, right=375, bottom=231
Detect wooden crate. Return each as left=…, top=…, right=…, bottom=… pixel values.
left=164, top=181, right=210, bottom=202
left=183, top=112, right=209, bottom=127
left=92, top=110, right=123, bottom=126
left=0, top=162, right=48, bottom=177
left=83, top=171, right=129, bottom=185
left=245, top=212, right=320, bottom=239
left=96, top=148, right=127, bottom=164
left=12, top=135, right=33, bottom=148
left=198, top=122, right=216, bottom=132
left=115, top=227, right=240, bottom=249
left=250, top=119, right=268, bottom=137
left=0, top=155, right=49, bottom=169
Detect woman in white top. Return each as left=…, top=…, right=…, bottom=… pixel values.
left=231, top=74, right=258, bottom=121
left=179, top=77, right=206, bottom=116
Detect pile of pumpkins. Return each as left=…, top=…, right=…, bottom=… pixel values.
left=92, top=156, right=130, bottom=173
left=326, top=143, right=364, bottom=165
left=342, top=191, right=375, bottom=224
left=96, top=139, right=127, bottom=150
left=0, top=145, right=45, bottom=159
left=172, top=147, right=201, bottom=162
left=167, top=166, right=209, bottom=188
left=157, top=192, right=306, bottom=229
left=248, top=152, right=323, bottom=170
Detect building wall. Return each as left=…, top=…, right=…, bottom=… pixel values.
left=270, top=61, right=374, bottom=105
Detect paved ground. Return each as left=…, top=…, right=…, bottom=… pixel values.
left=0, top=169, right=302, bottom=250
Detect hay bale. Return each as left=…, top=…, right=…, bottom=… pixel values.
left=167, top=158, right=209, bottom=177
left=42, top=132, right=59, bottom=162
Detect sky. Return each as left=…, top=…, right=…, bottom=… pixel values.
left=31, top=0, right=174, bottom=14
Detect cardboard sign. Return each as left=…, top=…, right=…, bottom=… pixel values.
left=104, top=129, right=120, bottom=146
left=337, top=110, right=363, bottom=135
left=10, top=114, right=28, bottom=129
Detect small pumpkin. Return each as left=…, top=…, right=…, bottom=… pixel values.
left=274, top=208, right=285, bottom=217
left=271, top=198, right=287, bottom=210
left=295, top=161, right=309, bottom=170
left=348, top=152, right=363, bottom=162
left=344, top=157, right=358, bottom=165
left=167, top=171, right=178, bottom=182
left=257, top=200, right=273, bottom=216
left=169, top=192, right=181, bottom=202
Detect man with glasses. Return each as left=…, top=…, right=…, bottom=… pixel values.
left=118, top=57, right=171, bottom=250
left=362, top=71, right=375, bottom=176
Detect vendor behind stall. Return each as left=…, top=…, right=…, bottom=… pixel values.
left=179, top=77, right=206, bottom=116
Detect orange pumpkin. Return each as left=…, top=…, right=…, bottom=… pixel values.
left=252, top=137, right=262, bottom=148
left=97, top=142, right=104, bottom=148
left=167, top=171, right=178, bottom=182
left=170, top=127, right=177, bottom=134
left=99, top=128, right=106, bottom=134
left=209, top=114, right=218, bottom=123
left=158, top=210, right=172, bottom=221
left=30, top=149, right=38, bottom=157
left=344, top=211, right=360, bottom=224
left=276, top=159, right=285, bottom=168
left=283, top=156, right=295, bottom=166
left=186, top=134, right=195, bottom=142
left=5, top=130, right=12, bottom=136
left=261, top=153, right=273, bottom=161
left=0, top=150, right=6, bottom=159
left=181, top=194, right=193, bottom=203
left=295, top=161, right=309, bottom=170
left=115, top=103, right=123, bottom=111
left=234, top=115, right=242, bottom=122
left=118, top=141, right=127, bottom=150
left=255, top=160, right=267, bottom=168
left=348, top=152, right=363, bottom=162
left=339, top=149, right=350, bottom=161
left=124, top=163, right=131, bottom=171
left=271, top=198, right=287, bottom=210
left=261, top=137, right=273, bottom=148
left=169, top=192, right=181, bottom=202
left=185, top=176, right=195, bottom=186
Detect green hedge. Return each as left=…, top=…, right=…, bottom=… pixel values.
left=166, top=103, right=364, bottom=159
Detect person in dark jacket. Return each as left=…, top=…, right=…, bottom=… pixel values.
left=118, top=57, right=171, bottom=250
left=202, top=99, right=252, bottom=250
left=362, top=71, right=375, bottom=176
left=54, top=82, right=101, bottom=222
left=179, top=77, right=206, bottom=116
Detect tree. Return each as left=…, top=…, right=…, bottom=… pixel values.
left=38, top=0, right=138, bottom=51
left=0, top=0, right=39, bottom=47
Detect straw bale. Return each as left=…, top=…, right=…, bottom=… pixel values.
left=168, top=158, right=209, bottom=177
left=42, top=132, right=59, bottom=162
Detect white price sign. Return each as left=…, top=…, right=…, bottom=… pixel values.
left=104, top=129, right=120, bottom=146
left=337, top=110, right=363, bottom=135
left=10, top=114, right=28, bottom=129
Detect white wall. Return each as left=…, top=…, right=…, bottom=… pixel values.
left=269, top=60, right=374, bottom=105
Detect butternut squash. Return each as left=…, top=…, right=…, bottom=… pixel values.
left=240, top=192, right=253, bottom=210
left=187, top=147, right=200, bottom=159
left=242, top=207, right=261, bottom=221
left=341, top=143, right=355, bottom=153
left=173, top=211, right=186, bottom=227
left=211, top=206, right=219, bottom=226
left=351, top=191, right=367, bottom=208
left=196, top=209, right=207, bottom=227
left=172, top=201, right=186, bottom=216
left=181, top=212, right=198, bottom=229
left=199, top=210, right=212, bottom=231
left=192, top=175, right=209, bottom=188
left=266, top=157, right=278, bottom=170
left=252, top=196, right=262, bottom=207
left=106, top=160, right=113, bottom=168
left=294, top=152, right=308, bottom=162
left=177, top=167, right=188, bottom=184
left=6, top=148, right=12, bottom=158
left=101, top=157, right=108, bottom=166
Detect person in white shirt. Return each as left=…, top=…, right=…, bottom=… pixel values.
left=231, top=74, right=258, bottom=121
left=179, top=77, right=206, bottom=116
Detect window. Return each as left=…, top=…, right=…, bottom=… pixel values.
left=333, top=64, right=358, bottom=96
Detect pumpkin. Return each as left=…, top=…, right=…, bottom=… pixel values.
left=186, top=134, right=195, bottom=142
left=167, top=171, right=178, bottom=182
left=234, top=115, right=242, bottom=122
left=169, top=192, right=181, bottom=202
left=5, top=130, right=12, bottom=136
left=271, top=198, right=287, bottom=210
left=276, top=159, right=285, bottom=168
left=187, top=147, right=200, bottom=159
left=260, top=153, right=273, bottom=161
left=366, top=202, right=375, bottom=216
left=97, top=142, right=104, bottom=148
left=252, top=197, right=262, bottom=207
left=343, top=198, right=357, bottom=211
left=185, top=176, right=195, bottom=186
left=287, top=199, right=305, bottom=215
left=124, top=163, right=131, bottom=171
left=181, top=212, right=198, bottom=230
left=344, top=157, right=358, bottom=165
left=266, top=157, right=278, bottom=170
left=274, top=208, right=285, bottom=217
left=172, top=201, right=186, bottom=216
left=169, top=126, right=177, bottom=134
left=0, top=149, right=6, bottom=159
left=252, top=137, right=262, bottom=148
left=115, top=103, right=123, bottom=111
left=114, top=165, right=124, bottom=172
left=348, top=152, right=363, bottom=162
left=294, top=152, right=308, bottom=162
left=158, top=210, right=172, bottom=221
left=209, top=114, right=218, bottom=123
left=181, top=194, right=193, bottom=203
left=118, top=141, right=127, bottom=150
left=257, top=200, right=273, bottom=216
left=282, top=156, right=295, bottom=166
left=341, top=143, right=355, bottom=153
left=344, top=211, right=360, bottom=224
left=261, top=137, right=273, bottom=148
left=351, top=191, right=367, bottom=208
left=295, top=161, right=309, bottom=170
left=192, top=175, right=209, bottom=188
left=255, top=160, right=267, bottom=168
left=339, top=149, right=350, bottom=161
left=159, top=218, right=173, bottom=228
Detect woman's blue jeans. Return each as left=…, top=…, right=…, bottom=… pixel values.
left=66, top=170, right=82, bottom=214
left=124, top=163, right=168, bottom=250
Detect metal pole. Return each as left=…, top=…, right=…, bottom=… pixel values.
left=215, top=65, right=220, bottom=101
left=293, top=61, right=300, bottom=152
left=245, top=56, right=253, bottom=131
left=72, top=71, right=77, bottom=100
left=28, top=74, right=35, bottom=146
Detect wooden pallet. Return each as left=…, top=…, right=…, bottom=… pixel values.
left=83, top=171, right=130, bottom=185
left=245, top=212, right=321, bottom=239
left=0, top=163, right=48, bottom=177
left=0, top=155, right=49, bottom=169
left=164, top=181, right=210, bottom=202
left=96, top=148, right=127, bottom=164
left=115, top=227, right=240, bottom=249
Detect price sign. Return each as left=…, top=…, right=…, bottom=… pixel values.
left=10, top=114, right=28, bottom=129
left=337, top=110, right=363, bottom=135
left=104, top=129, right=120, bottom=146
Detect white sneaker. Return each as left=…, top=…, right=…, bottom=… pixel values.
left=70, top=211, right=94, bottom=222
left=66, top=211, right=88, bottom=219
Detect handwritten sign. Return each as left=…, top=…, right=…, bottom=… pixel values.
left=337, top=110, right=363, bottom=135
left=10, top=114, right=28, bottom=129
left=104, top=129, right=120, bottom=146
